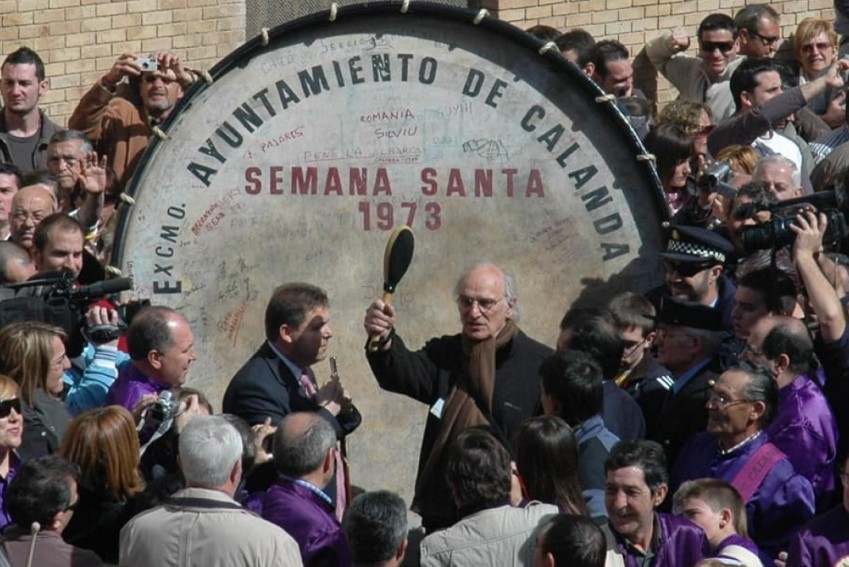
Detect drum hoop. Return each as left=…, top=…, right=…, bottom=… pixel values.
left=111, top=0, right=667, bottom=267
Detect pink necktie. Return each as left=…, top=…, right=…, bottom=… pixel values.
left=300, top=370, right=317, bottom=398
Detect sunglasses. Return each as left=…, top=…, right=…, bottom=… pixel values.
left=142, top=75, right=175, bottom=84
left=0, top=398, right=21, bottom=419
left=694, top=124, right=715, bottom=137
left=801, top=42, right=833, bottom=53
left=700, top=41, right=735, bottom=54
left=663, top=261, right=714, bottom=277
left=747, top=29, right=781, bottom=46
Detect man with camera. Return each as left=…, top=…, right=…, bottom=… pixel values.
left=69, top=52, right=197, bottom=189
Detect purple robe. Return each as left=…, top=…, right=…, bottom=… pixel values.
left=787, top=505, right=849, bottom=567
left=261, top=478, right=351, bottom=567
left=104, top=363, right=168, bottom=412
left=0, top=452, right=21, bottom=531
left=606, top=513, right=709, bottom=567
left=714, top=533, right=763, bottom=566
left=767, top=373, right=838, bottom=510
left=672, top=432, right=815, bottom=560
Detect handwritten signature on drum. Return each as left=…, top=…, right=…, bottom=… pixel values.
left=462, top=139, right=509, bottom=162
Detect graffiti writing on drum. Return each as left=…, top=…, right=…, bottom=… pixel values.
left=218, top=301, right=250, bottom=346
left=190, top=190, right=243, bottom=236
left=462, top=139, right=509, bottom=162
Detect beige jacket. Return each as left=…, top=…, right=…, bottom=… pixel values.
left=420, top=502, right=558, bottom=567
left=119, top=487, right=303, bottom=567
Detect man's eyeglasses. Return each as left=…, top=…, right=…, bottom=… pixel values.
left=63, top=499, right=79, bottom=513
left=801, top=42, right=833, bottom=53
left=662, top=261, right=713, bottom=278
left=456, top=296, right=505, bottom=313
left=746, top=28, right=781, bottom=46
left=707, top=391, right=751, bottom=408
left=0, top=398, right=21, bottom=419
left=46, top=155, right=79, bottom=167
left=700, top=41, right=735, bottom=54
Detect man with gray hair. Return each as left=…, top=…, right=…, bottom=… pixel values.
left=671, top=363, right=815, bottom=559
left=262, top=412, right=351, bottom=567
left=752, top=155, right=803, bottom=201
left=343, top=491, right=408, bottom=567
left=734, top=4, right=782, bottom=59
left=364, top=262, right=552, bottom=531
left=45, top=129, right=105, bottom=229
left=119, top=415, right=303, bottom=566
left=648, top=297, right=726, bottom=468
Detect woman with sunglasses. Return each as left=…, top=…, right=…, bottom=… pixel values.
left=0, top=374, right=23, bottom=532
left=514, top=416, right=587, bottom=518
left=0, top=321, right=71, bottom=461
left=59, top=405, right=145, bottom=564
left=644, top=123, right=695, bottom=215
left=794, top=19, right=844, bottom=128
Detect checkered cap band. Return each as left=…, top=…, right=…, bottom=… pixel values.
left=667, top=239, right=725, bottom=263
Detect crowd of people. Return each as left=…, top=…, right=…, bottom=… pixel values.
left=0, top=1, right=848, bottom=566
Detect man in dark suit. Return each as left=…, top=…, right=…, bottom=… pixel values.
left=648, top=297, right=725, bottom=470
left=222, top=282, right=361, bottom=515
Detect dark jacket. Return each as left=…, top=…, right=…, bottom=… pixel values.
left=0, top=109, right=60, bottom=175
left=366, top=330, right=551, bottom=529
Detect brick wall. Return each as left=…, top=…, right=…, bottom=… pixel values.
left=1, top=0, right=835, bottom=125
left=483, top=0, right=835, bottom=105
left=1, top=0, right=246, bottom=126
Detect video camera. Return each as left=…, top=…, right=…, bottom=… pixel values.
left=0, top=272, right=134, bottom=356
left=740, top=188, right=849, bottom=253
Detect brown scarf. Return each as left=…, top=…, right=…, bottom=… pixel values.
left=412, top=319, right=519, bottom=522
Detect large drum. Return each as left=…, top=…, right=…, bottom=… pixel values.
left=113, top=2, right=668, bottom=502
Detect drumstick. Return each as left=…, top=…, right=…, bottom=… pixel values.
left=367, top=225, right=415, bottom=352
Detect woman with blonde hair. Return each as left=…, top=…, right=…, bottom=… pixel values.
left=0, top=321, right=70, bottom=460
left=60, top=405, right=145, bottom=563
left=0, top=374, right=23, bottom=531
left=794, top=18, right=843, bottom=128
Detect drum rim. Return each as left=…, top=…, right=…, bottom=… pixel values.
left=111, top=0, right=667, bottom=266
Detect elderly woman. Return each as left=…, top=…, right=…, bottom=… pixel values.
left=0, top=374, right=23, bottom=532
left=794, top=18, right=844, bottom=128
left=60, top=405, right=145, bottom=563
left=0, top=321, right=71, bottom=460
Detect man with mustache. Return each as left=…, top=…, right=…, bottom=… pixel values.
left=69, top=51, right=197, bottom=189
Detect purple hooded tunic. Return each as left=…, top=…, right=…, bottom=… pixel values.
left=672, top=432, right=815, bottom=560
left=786, top=505, right=849, bottom=567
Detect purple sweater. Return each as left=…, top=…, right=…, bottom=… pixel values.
left=261, top=478, right=351, bottom=567
left=104, top=363, right=168, bottom=412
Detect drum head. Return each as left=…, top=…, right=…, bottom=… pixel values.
left=113, top=2, right=667, bottom=499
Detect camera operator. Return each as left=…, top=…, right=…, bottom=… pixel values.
left=63, top=304, right=129, bottom=415
left=31, top=213, right=84, bottom=279
left=790, top=209, right=849, bottom=456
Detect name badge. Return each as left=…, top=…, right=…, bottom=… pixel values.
left=430, top=398, right=445, bottom=419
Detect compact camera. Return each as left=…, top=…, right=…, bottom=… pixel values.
left=138, top=56, right=159, bottom=72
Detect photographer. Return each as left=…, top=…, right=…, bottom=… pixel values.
left=69, top=52, right=198, bottom=190
left=791, top=210, right=849, bottom=457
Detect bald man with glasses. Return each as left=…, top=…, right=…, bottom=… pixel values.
left=735, top=4, right=782, bottom=59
